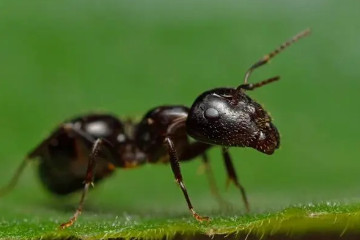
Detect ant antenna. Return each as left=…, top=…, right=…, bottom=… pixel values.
left=244, top=29, right=311, bottom=85
left=234, top=29, right=311, bottom=99
left=239, top=76, right=280, bottom=91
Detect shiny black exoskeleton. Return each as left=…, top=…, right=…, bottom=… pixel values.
left=0, top=29, right=310, bottom=228
left=187, top=87, right=280, bottom=154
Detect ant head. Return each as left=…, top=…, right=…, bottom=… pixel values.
left=186, top=29, right=310, bottom=154
left=186, top=87, right=280, bottom=154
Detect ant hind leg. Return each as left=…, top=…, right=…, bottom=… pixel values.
left=0, top=124, right=73, bottom=198
left=0, top=157, right=32, bottom=197
left=0, top=122, right=95, bottom=198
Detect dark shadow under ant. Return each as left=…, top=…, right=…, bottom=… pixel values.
left=0, top=29, right=310, bottom=228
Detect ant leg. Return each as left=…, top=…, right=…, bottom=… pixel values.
left=173, top=141, right=228, bottom=208
left=222, top=147, right=250, bottom=212
left=201, top=153, right=229, bottom=208
left=60, top=138, right=112, bottom=229
left=0, top=123, right=90, bottom=197
left=164, top=137, right=209, bottom=221
left=0, top=158, right=31, bottom=197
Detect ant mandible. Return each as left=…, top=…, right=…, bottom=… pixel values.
left=0, top=29, right=310, bottom=228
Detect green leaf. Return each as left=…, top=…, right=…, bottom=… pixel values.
left=1, top=201, right=360, bottom=239
left=0, top=0, right=359, bottom=239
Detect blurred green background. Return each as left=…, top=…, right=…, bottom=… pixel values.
left=0, top=0, right=359, bottom=225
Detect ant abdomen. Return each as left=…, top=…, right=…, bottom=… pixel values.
left=34, top=114, right=123, bottom=195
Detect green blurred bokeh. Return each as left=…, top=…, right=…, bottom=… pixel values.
left=0, top=0, right=359, bottom=222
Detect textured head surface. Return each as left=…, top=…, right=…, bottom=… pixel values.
left=186, top=88, right=280, bottom=154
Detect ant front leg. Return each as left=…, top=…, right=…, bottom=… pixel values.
left=174, top=141, right=227, bottom=209
left=164, top=137, right=209, bottom=222
left=222, top=147, right=250, bottom=212
left=60, top=138, right=113, bottom=229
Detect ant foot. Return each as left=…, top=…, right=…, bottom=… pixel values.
left=190, top=209, right=210, bottom=222
left=59, top=216, right=77, bottom=229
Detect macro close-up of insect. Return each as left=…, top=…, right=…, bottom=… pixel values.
left=0, top=29, right=310, bottom=229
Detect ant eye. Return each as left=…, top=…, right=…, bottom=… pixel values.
left=204, top=108, right=220, bottom=120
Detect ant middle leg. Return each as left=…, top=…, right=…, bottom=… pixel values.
left=31, top=123, right=114, bottom=229
left=60, top=138, right=113, bottom=229
left=164, top=137, right=209, bottom=221
left=222, top=147, right=250, bottom=212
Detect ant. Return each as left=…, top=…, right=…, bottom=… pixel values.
left=0, top=29, right=310, bottom=229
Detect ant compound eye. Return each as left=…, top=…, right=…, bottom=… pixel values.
left=204, top=108, right=220, bottom=120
